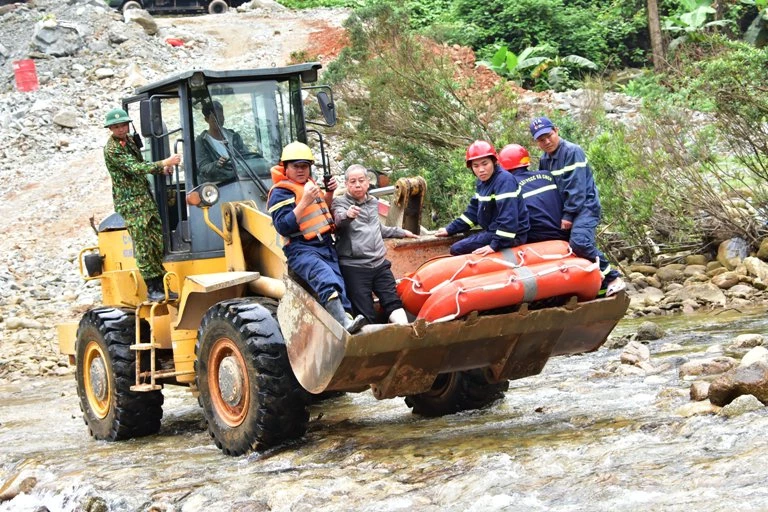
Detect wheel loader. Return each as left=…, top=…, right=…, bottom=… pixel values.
left=57, top=63, right=630, bottom=456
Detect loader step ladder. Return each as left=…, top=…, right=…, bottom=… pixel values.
left=130, top=297, right=194, bottom=392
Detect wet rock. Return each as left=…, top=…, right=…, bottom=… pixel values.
left=621, top=340, right=650, bottom=366
left=717, top=237, right=749, bottom=270
left=711, top=271, right=740, bottom=289
left=679, top=356, right=738, bottom=378
left=690, top=381, right=710, bottom=401
left=79, top=496, right=108, bottom=512
left=705, top=344, right=724, bottom=354
left=675, top=400, right=719, bottom=417
left=635, top=321, right=665, bottom=341
left=709, top=361, right=768, bottom=406
left=730, top=334, right=764, bottom=350
left=718, top=394, right=764, bottom=417
left=0, top=470, right=38, bottom=501
left=604, top=334, right=630, bottom=349
left=740, top=346, right=768, bottom=367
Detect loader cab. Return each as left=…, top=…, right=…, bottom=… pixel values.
left=122, top=63, right=333, bottom=261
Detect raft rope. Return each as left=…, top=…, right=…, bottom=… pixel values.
left=430, top=258, right=599, bottom=323
left=399, top=245, right=574, bottom=295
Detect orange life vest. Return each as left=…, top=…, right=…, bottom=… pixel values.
left=268, top=166, right=334, bottom=243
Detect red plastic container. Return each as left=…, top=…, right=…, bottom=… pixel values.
left=12, top=59, right=39, bottom=92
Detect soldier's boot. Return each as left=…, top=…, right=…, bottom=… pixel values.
left=146, top=276, right=178, bottom=303
left=325, top=298, right=365, bottom=334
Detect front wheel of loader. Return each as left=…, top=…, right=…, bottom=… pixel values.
left=196, top=299, right=309, bottom=456
left=75, top=308, right=164, bottom=440
left=404, top=369, right=509, bottom=417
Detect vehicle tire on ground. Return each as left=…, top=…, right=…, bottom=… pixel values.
left=75, top=307, right=164, bottom=441
left=404, top=369, right=509, bottom=417
left=208, top=0, right=228, bottom=14
left=195, top=298, right=309, bottom=456
left=122, top=0, right=142, bottom=12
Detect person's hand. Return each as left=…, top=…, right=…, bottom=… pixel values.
left=216, top=156, right=229, bottom=167
left=326, top=176, right=338, bottom=192
left=435, top=228, right=449, bottom=237
left=347, top=205, right=361, bottom=219
left=561, top=219, right=573, bottom=230
left=403, top=230, right=419, bottom=239
left=299, top=182, right=321, bottom=208
left=472, top=245, right=494, bottom=256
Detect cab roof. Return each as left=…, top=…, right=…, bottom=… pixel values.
left=134, top=62, right=322, bottom=95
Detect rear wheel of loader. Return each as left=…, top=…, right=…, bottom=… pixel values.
left=196, top=299, right=309, bottom=456
left=404, top=369, right=509, bottom=417
left=75, top=308, right=164, bottom=440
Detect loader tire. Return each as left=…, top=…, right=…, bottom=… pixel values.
left=75, top=308, right=164, bottom=441
left=196, top=299, right=309, bottom=456
left=404, top=369, right=509, bottom=417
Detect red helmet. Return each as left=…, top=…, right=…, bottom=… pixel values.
left=465, top=140, right=498, bottom=168
left=499, top=144, right=531, bottom=171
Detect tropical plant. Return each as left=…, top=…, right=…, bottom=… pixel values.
left=478, top=44, right=597, bottom=91
left=663, top=0, right=733, bottom=50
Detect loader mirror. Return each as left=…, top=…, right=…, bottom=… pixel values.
left=139, top=100, right=152, bottom=137
left=317, top=91, right=336, bottom=127
left=149, top=96, right=164, bottom=137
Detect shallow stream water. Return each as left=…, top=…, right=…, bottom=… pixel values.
left=1, top=309, right=767, bottom=511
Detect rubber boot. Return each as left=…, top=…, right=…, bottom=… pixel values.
left=325, top=298, right=365, bottom=334
left=388, top=308, right=410, bottom=325
left=146, top=277, right=178, bottom=303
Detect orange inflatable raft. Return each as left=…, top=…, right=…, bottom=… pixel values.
left=416, top=257, right=602, bottom=323
left=397, top=240, right=573, bottom=315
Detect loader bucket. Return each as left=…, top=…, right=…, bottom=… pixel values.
left=278, top=278, right=629, bottom=400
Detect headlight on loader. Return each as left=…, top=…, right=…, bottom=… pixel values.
left=187, top=183, right=220, bottom=208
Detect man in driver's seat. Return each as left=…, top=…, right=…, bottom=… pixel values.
left=195, top=100, right=249, bottom=183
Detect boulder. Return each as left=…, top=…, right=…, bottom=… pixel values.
left=629, top=264, right=657, bottom=276
left=683, top=264, right=707, bottom=277
left=679, top=356, right=739, bottom=378
left=689, top=381, right=710, bottom=401
left=709, top=362, right=768, bottom=406
left=124, top=9, right=158, bottom=36
left=718, top=394, right=764, bottom=417
left=33, top=20, right=84, bottom=57
left=656, top=266, right=685, bottom=283
left=52, top=108, right=78, bottom=128
left=666, top=282, right=726, bottom=307
left=621, top=340, right=650, bottom=366
left=717, top=237, right=749, bottom=270
left=685, top=254, right=709, bottom=266
left=706, top=261, right=723, bottom=272
left=740, top=346, right=768, bottom=367
left=711, top=271, right=740, bottom=289
left=757, top=237, right=768, bottom=261
left=635, top=321, right=665, bottom=341
left=743, top=256, right=768, bottom=283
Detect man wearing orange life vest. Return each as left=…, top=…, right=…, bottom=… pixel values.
left=267, top=142, right=365, bottom=334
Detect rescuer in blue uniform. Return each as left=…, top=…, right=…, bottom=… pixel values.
left=436, top=140, right=529, bottom=256
left=529, top=117, right=625, bottom=296
left=498, top=143, right=567, bottom=243
left=267, top=142, right=365, bottom=333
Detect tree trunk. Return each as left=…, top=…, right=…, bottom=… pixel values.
left=647, top=0, right=665, bottom=71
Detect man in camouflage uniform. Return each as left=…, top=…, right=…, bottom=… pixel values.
left=103, top=108, right=181, bottom=302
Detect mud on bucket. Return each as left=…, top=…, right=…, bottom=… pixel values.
left=13, top=59, right=39, bottom=92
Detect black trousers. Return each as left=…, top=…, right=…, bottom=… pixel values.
left=340, top=260, right=403, bottom=324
